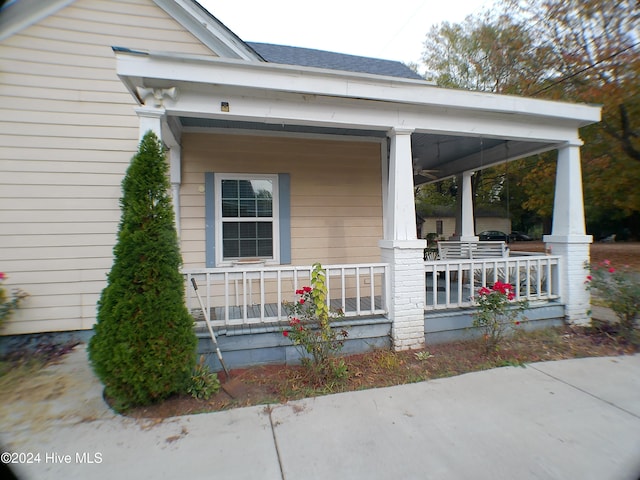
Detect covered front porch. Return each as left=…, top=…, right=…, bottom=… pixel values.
left=114, top=46, right=601, bottom=357
left=182, top=248, right=564, bottom=368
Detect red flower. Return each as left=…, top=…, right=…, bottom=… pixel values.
left=299, top=298, right=305, bottom=304
left=602, top=259, right=611, bottom=267
left=478, top=287, right=491, bottom=296
left=282, top=331, right=289, bottom=337
left=514, top=321, right=520, bottom=326
left=295, top=289, right=304, bottom=295
left=609, top=267, right=615, bottom=273
left=303, top=286, right=312, bottom=293
left=0, top=272, right=5, bottom=280
left=290, top=317, right=300, bottom=325
left=586, top=275, right=592, bottom=281
left=507, top=292, right=515, bottom=301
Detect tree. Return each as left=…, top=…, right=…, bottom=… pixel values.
left=421, top=0, right=640, bottom=237
left=89, top=131, right=197, bottom=409
left=422, top=12, right=551, bottom=94
left=415, top=178, right=457, bottom=216
left=516, top=0, right=640, bottom=237
left=512, top=0, right=640, bottom=161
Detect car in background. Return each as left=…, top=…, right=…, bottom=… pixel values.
left=509, top=231, right=533, bottom=242
left=478, top=230, right=509, bottom=242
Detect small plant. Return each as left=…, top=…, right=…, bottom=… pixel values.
left=414, top=350, right=434, bottom=362
left=473, top=281, right=528, bottom=353
left=585, top=260, right=640, bottom=342
left=187, top=356, right=221, bottom=400
left=374, top=350, right=402, bottom=371
left=0, top=272, right=29, bottom=329
left=282, top=263, right=349, bottom=382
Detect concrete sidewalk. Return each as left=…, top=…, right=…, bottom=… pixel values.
left=1, top=346, right=639, bottom=480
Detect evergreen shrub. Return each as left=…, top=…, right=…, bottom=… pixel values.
left=89, top=131, right=197, bottom=409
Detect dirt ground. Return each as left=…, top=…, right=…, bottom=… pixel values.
left=123, top=325, right=637, bottom=419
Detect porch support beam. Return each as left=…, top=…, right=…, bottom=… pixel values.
left=380, top=127, right=426, bottom=351
left=135, top=105, right=165, bottom=141
left=169, top=145, right=182, bottom=237
left=459, top=171, right=478, bottom=241
left=386, top=127, right=418, bottom=241
left=543, top=141, right=592, bottom=324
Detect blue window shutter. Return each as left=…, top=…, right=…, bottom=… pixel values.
left=278, top=173, right=291, bottom=264
left=205, top=172, right=216, bottom=267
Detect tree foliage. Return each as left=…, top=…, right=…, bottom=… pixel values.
left=89, top=131, right=197, bottom=409
left=422, top=12, right=551, bottom=94
left=415, top=178, right=457, bottom=216
left=421, top=0, right=640, bottom=237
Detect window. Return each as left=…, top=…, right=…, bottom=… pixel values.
left=436, top=220, right=443, bottom=235
left=215, top=174, right=280, bottom=265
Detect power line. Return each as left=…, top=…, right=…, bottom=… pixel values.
left=531, top=41, right=640, bottom=96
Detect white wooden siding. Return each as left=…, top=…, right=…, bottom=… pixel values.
left=0, top=0, right=216, bottom=335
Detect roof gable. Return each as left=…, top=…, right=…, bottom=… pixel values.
left=1, top=0, right=422, bottom=78
left=0, top=0, right=260, bottom=60
left=153, top=0, right=259, bottom=60
left=248, top=42, right=423, bottom=80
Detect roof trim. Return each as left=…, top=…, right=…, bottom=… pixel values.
left=152, top=0, right=262, bottom=60
left=115, top=48, right=601, bottom=127
left=0, top=0, right=75, bottom=41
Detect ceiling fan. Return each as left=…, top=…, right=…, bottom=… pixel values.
left=413, top=158, right=439, bottom=181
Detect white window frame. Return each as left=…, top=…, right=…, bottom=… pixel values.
left=214, top=173, right=280, bottom=267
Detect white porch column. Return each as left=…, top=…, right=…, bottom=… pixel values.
left=543, top=142, right=592, bottom=325
left=135, top=105, right=165, bottom=141
left=169, top=145, right=182, bottom=237
left=380, top=127, right=426, bottom=351
left=452, top=172, right=478, bottom=241
left=459, top=170, right=478, bottom=241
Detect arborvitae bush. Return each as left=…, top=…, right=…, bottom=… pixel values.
left=89, top=131, right=197, bottom=409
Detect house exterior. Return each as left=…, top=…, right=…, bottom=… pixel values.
left=1, top=0, right=601, bottom=360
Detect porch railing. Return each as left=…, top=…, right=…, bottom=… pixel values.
left=183, top=263, right=389, bottom=329
left=424, top=254, right=561, bottom=310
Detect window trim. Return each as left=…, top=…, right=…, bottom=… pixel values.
left=214, top=173, right=280, bottom=267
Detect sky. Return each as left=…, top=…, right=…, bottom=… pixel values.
left=198, top=0, right=492, bottom=69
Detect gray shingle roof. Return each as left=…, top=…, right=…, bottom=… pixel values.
left=247, top=42, right=423, bottom=80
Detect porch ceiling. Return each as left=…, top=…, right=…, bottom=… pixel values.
left=178, top=116, right=558, bottom=185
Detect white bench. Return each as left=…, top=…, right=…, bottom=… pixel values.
left=437, top=241, right=508, bottom=260
left=436, top=241, right=509, bottom=283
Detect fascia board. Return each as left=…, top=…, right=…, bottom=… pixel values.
left=115, top=49, right=602, bottom=128
left=152, top=0, right=260, bottom=60
left=164, top=89, right=584, bottom=145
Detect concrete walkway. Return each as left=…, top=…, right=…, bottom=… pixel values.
left=1, top=346, right=639, bottom=480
